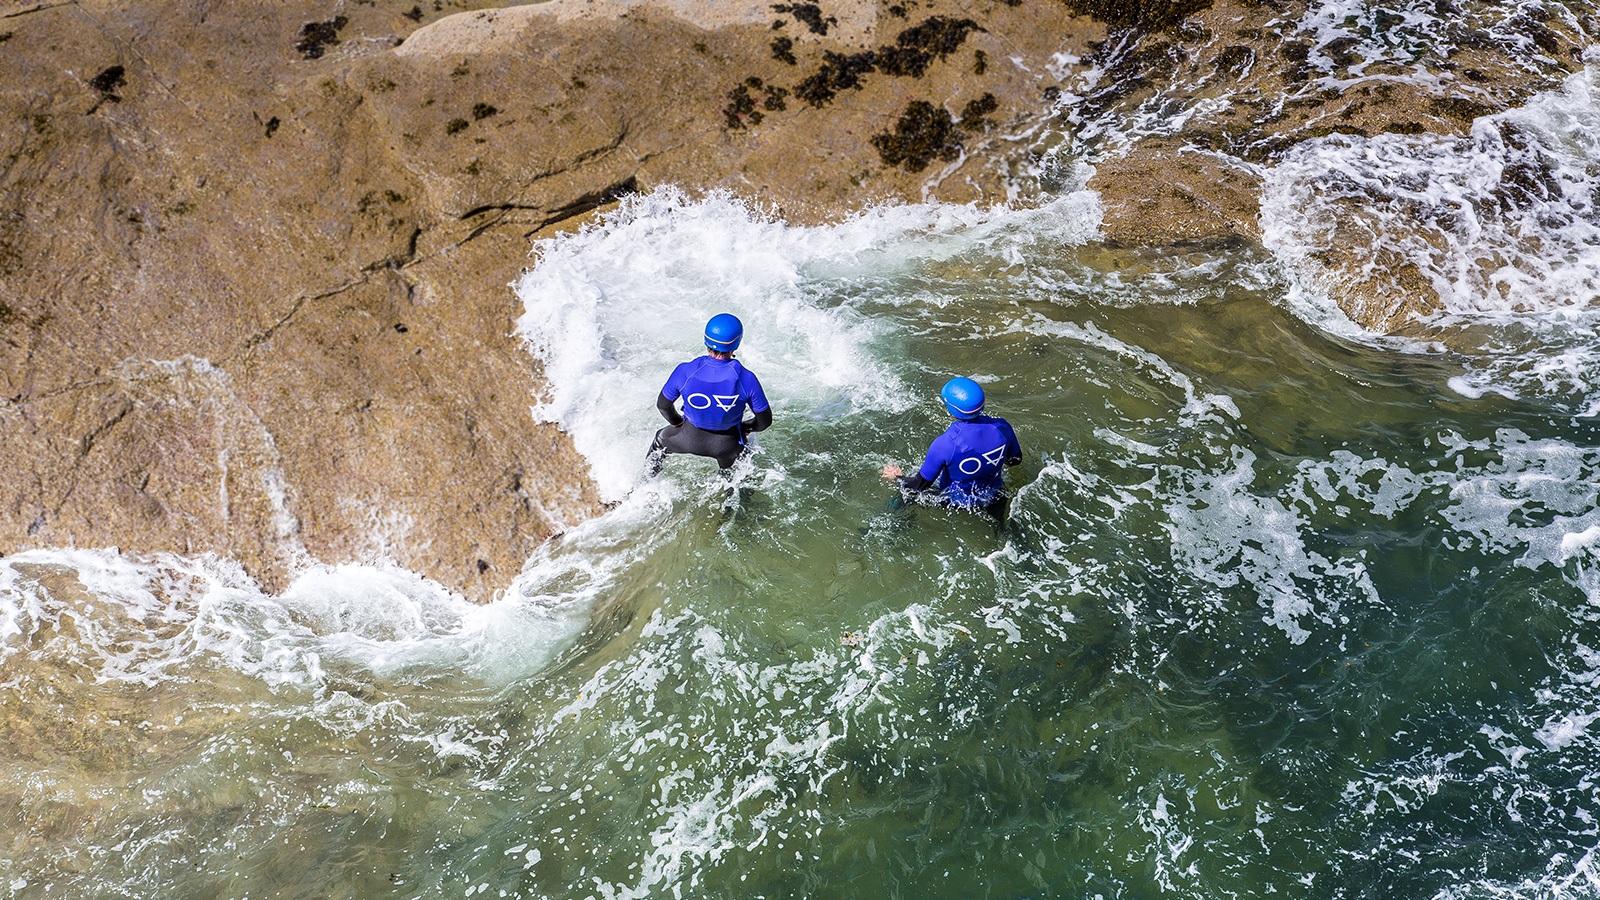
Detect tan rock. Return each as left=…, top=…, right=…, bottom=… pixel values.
left=1075, top=0, right=1589, bottom=325
left=1092, top=142, right=1263, bottom=248
left=0, top=0, right=606, bottom=598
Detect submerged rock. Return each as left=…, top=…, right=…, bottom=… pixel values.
left=1068, top=0, right=1591, bottom=328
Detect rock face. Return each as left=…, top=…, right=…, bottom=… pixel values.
left=0, top=0, right=614, bottom=599
left=0, top=0, right=1589, bottom=597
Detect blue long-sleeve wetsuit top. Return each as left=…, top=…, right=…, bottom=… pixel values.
left=914, top=415, right=1022, bottom=507
left=660, top=357, right=770, bottom=432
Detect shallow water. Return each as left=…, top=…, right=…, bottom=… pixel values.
left=6, top=56, right=1600, bottom=900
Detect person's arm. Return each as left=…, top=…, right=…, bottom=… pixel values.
left=882, top=438, right=942, bottom=494
left=740, top=369, right=772, bottom=435
left=741, top=407, right=772, bottom=434
left=657, top=391, right=683, bottom=427
left=1004, top=422, right=1022, bottom=467
left=896, top=470, right=934, bottom=492
left=658, top=361, right=694, bottom=426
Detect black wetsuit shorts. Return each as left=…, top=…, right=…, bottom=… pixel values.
left=650, top=422, right=745, bottom=470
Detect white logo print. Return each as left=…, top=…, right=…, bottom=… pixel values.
left=687, top=393, right=741, bottom=411
left=957, top=444, right=1008, bottom=475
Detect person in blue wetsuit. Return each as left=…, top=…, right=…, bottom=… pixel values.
left=882, top=377, right=1022, bottom=520
left=646, top=313, right=773, bottom=476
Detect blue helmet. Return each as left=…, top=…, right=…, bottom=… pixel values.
left=940, top=377, right=984, bottom=419
left=704, top=313, right=743, bottom=352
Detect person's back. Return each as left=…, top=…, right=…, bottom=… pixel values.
left=666, top=356, right=760, bottom=433
left=921, top=413, right=1020, bottom=508
left=883, top=377, right=1021, bottom=521
left=646, top=313, right=772, bottom=475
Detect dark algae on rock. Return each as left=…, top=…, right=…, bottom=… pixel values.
left=723, top=77, right=790, bottom=129
left=876, top=16, right=983, bottom=77
left=787, top=15, right=983, bottom=108
left=88, top=65, right=126, bottom=97
left=771, top=2, right=835, bottom=35
left=871, top=99, right=961, bottom=171
left=296, top=16, right=349, bottom=60
left=771, top=35, right=796, bottom=64
left=794, top=50, right=878, bottom=106
left=870, top=91, right=997, bottom=171
left=1064, top=0, right=1214, bottom=30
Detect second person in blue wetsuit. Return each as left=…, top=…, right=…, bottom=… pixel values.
left=646, top=313, right=773, bottom=476
left=882, top=377, right=1022, bottom=520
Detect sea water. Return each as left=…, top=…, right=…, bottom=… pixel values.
left=5, top=56, right=1600, bottom=900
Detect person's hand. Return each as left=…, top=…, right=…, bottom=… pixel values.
left=881, top=464, right=902, bottom=479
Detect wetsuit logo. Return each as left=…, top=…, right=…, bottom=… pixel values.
left=687, top=393, right=741, bottom=411
left=958, top=444, right=1008, bottom=475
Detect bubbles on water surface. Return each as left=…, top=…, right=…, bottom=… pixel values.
left=1262, top=63, right=1600, bottom=415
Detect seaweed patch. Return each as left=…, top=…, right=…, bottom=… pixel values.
left=86, top=65, right=127, bottom=113
left=1061, top=0, right=1212, bottom=30
left=876, top=16, right=983, bottom=77
left=296, top=16, right=349, bottom=60
left=1429, top=97, right=1492, bottom=122
left=959, top=92, right=997, bottom=129
left=771, top=36, right=797, bottom=65
left=792, top=16, right=983, bottom=108
left=794, top=50, right=877, bottom=107
left=89, top=65, right=127, bottom=99
left=871, top=100, right=962, bottom=171
left=723, top=77, right=790, bottom=129
left=771, top=3, right=836, bottom=35
left=1216, top=45, right=1253, bottom=77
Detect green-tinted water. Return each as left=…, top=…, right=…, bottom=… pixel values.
left=6, top=206, right=1599, bottom=898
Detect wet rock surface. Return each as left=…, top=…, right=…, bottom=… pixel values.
left=1067, top=0, right=1592, bottom=328
left=0, top=0, right=1589, bottom=597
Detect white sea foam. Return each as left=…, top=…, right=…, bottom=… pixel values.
left=1294, top=450, right=1429, bottom=519
left=1262, top=64, right=1600, bottom=413
left=1290, top=0, right=1580, bottom=93
left=513, top=187, right=1103, bottom=501
left=1433, top=430, right=1600, bottom=586
left=0, top=548, right=215, bottom=686
left=1168, top=446, right=1382, bottom=643
left=0, top=494, right=668, bottom=701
